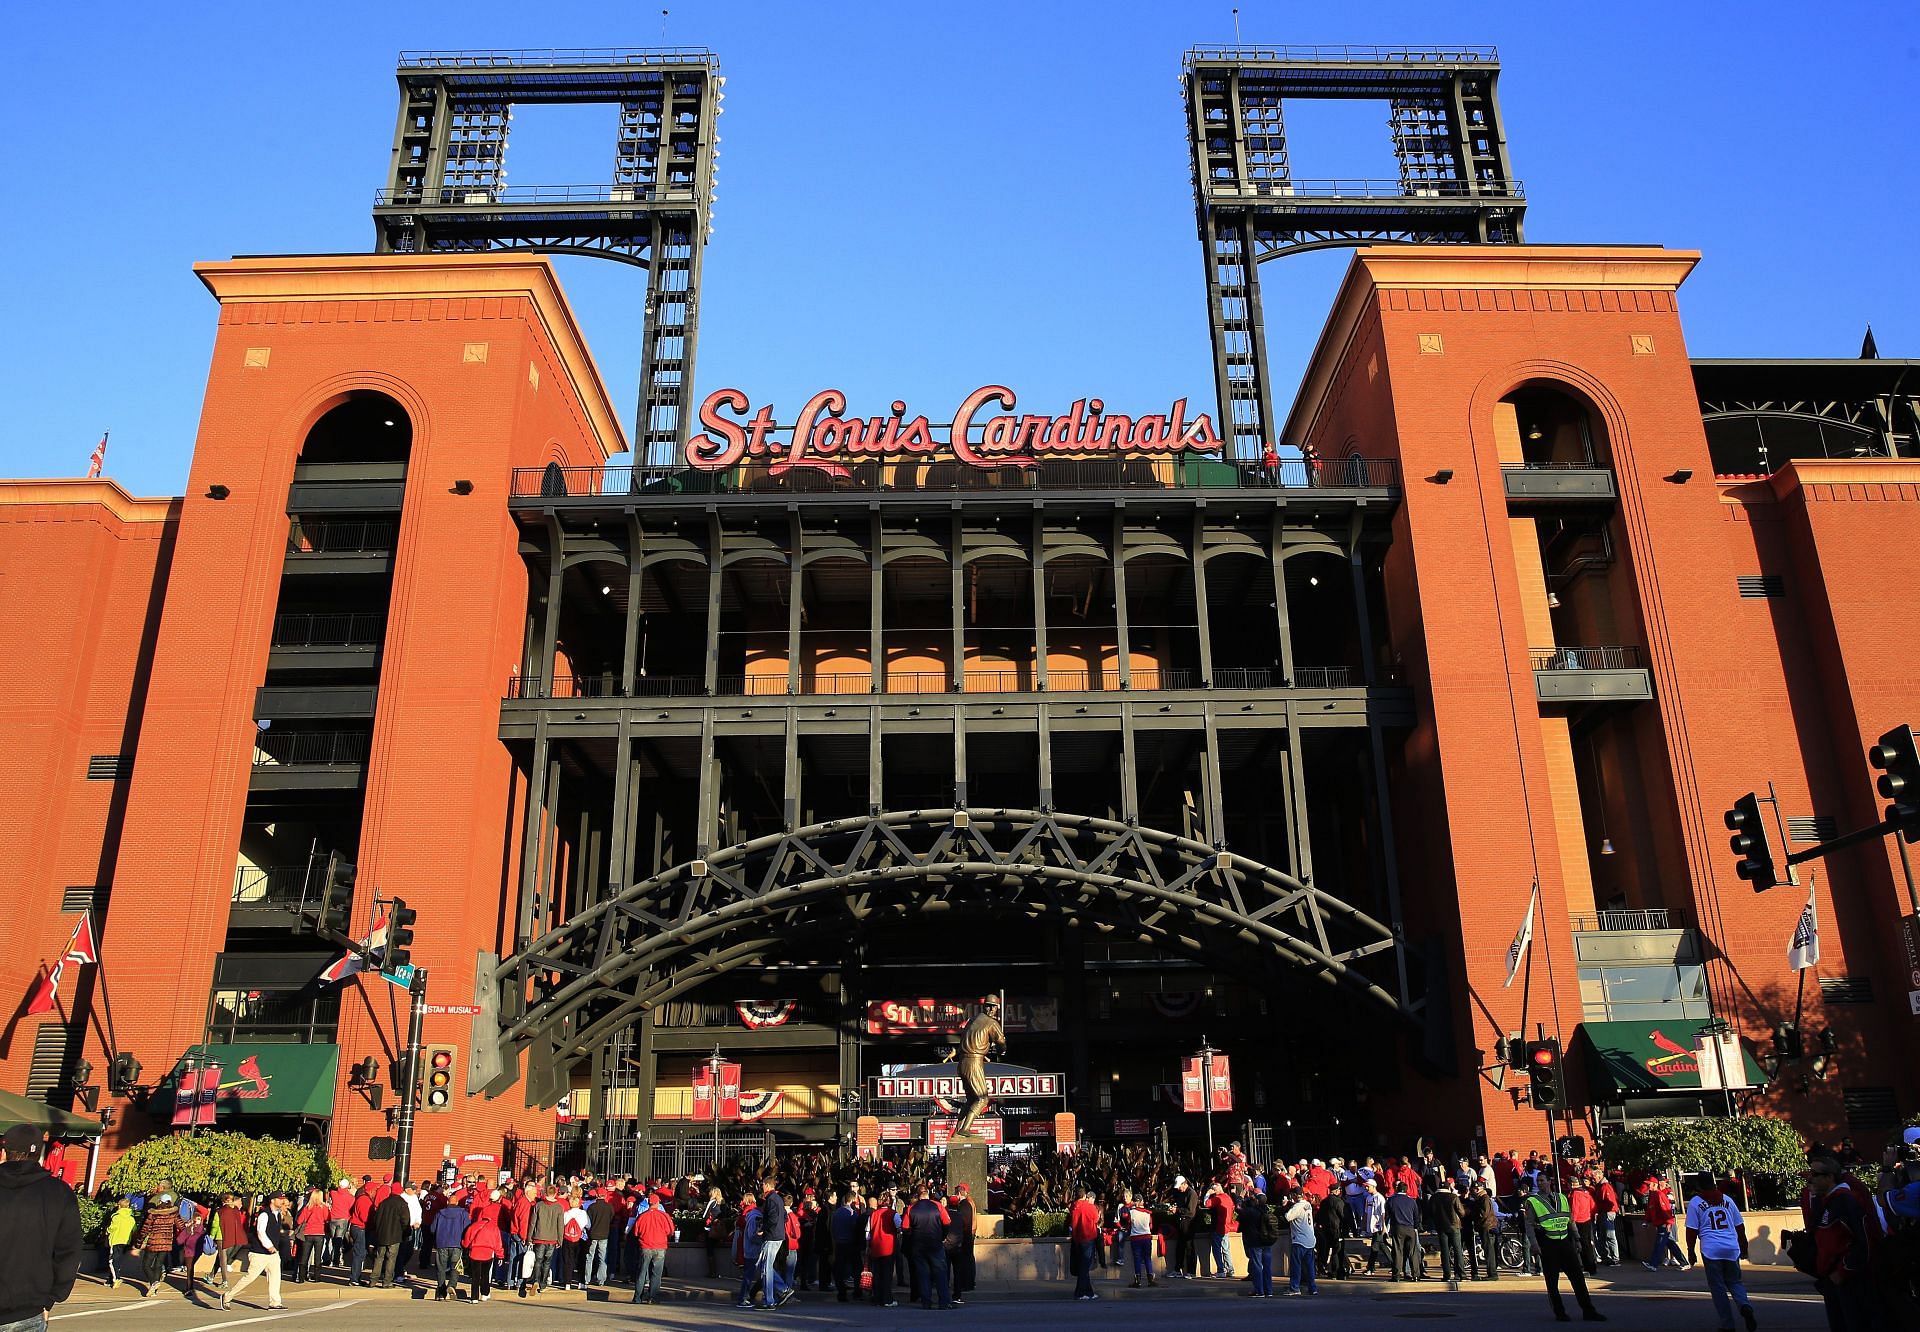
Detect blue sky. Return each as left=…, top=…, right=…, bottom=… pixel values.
left=3, top=1, right=1915, bottom=494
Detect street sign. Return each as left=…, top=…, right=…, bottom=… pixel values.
left=422, top=1003, right=482, bottom=1016
left=382, top=963, right=417, bottom=990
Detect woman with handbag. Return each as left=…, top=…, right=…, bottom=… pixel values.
left=296, top=1188, right=330, bottom=1282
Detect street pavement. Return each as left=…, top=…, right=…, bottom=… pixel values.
left=50, top=1264, right=1832, bottom=1331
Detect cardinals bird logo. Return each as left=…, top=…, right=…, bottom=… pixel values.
left=218, top=1055, right=272, bottom=1100
left=1643, top=1029, right=1699, bottom=1078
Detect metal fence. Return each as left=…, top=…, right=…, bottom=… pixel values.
left=507, top=664, right=1369, bottom=701
left=1570, top=908, right=1676, bottom=933
left=1529, top=645, right=1644, bottom=672
left=251, top=730, right=369, bottom=767
left=271, top=612, right=384, bottom=648
left=285, top=520, right=397, bottom=554
left=510, top=456, right=1401, bottom=500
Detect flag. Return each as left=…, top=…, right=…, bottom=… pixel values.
left=1503, top=883, right=1539, bottom=989
left=1788, top=885, right=1820, bottom=971
left=318, top=912, right=387, bottom=984
left=25, top=914, right=99, bottom=1014
left=86, top=432, right=108, bottom=479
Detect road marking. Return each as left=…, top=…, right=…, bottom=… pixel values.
left=170, top=1299, right=363, bottom=1331
left=51, top=1305, right=165, bottom=1321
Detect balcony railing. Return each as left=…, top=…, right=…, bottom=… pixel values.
left=1186, top=44, right=1500, bottom=65
left=231, top=864, right=345, bottom=913
left=397, top=46, right=719, bottom=69
left=251, top=730, right=369, bottom=767
left=286, top=520, right=396, bottom=555
left=1571, top=908, right=1677, bottom=933
left=1530, top=646, right=1644, bottom=672
left=509, top=456, right=1401, bottom=500
left=508, top=664, right=1370, bottom=700
left=271, top=612, right=385, bottom=649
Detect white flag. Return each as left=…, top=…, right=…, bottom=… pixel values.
left=1503, top=883, right=1539, bottom=989
left=1788, top=886, right=1820, bottom=971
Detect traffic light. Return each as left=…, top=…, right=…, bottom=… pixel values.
left=1772, top=1022, right=1803, bottom=1061
left=1869, top=726, right=1920, bottom=841
left=1505, top=1036, right=1528, bottom=1073
left=386, top=898, right=416, bottom=971
left=422, top=1045, right=457, bottom=1112
left=1525, top=1038, right=1565, bottom=1110
left=1725, top=793, right=1784, bottom=891
left=108, top=1052, right=142, bottom=1095
left=321, top=854, right=357, bottom=919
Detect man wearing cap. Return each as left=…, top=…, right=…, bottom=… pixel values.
left=0, top=1126, right=81, bottom=1331
left=1519, top=1176, right=1606, bottom=1322
left=1169, top=1175, right=1198, bottom=1278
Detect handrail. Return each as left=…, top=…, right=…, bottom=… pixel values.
left=271, top=612, right=384, bottom=649
left=285, top=519, right=396, bottom=554
left=510, top=457, right=1400, bottom=500
left=375, top=184, right=702, bottom=207
left=1186, top=44, right=1499, bottom=65
left=1530, top=646, right=1644, bottom=672
left=1570, top=908, right=1677, bottom=933
left=507, top=665, right=1369, bottom=701
left=398, top=47, right=718, bottom=69
left=251, top=731, right=369, bottom=767
left=1502, top=459, right=1604, bottom=471
left=1207, top=178, right=1524, bottom=201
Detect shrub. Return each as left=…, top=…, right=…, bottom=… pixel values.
left=75, top=1193, right=108, bottom=1244
left=104, top=1133, right=338, bottom=1200
left=1027, top=1209, right=1068, bottom=1239
left=1600, top=1115, right=1807, bottom=1191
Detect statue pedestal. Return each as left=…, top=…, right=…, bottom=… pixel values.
left=945, top=1137, right=989, bottom=1208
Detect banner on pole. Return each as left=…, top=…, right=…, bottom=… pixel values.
left=1504, top=883, right=1538, bottom=989
left=1181, top=1054, right=1231, bottom=1111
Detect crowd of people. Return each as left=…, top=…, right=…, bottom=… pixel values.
left=3, top=1117, right=1918, bottom=1328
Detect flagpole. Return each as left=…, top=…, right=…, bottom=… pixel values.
left=90, top=916, right=122, bottom=1061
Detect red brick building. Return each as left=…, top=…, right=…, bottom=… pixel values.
left=4, top=242, right=1915, bottom=1180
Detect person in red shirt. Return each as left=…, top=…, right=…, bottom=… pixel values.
left=866, top=1189, right=901, bottom=1308
left=1590, top=1172, right=1620, bottom=1266
left=1206, top=1184, right=1238, bottom=1277
left=294, top=1189, right=330, bottom=1283
left=632, top=1200, right=675, bottom=1303
left=1068, top=1187, right=1102, bottom=1300
left=349, top=1182, right=376, bottom=1286
left=1642, top=1179, right=1687, bottom=1270
left=1567, top=1180, right=1598, bottom=1275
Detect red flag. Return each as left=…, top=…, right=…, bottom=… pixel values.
left=86, top=433, right=108, bottom=479
left=25, top=914, right=98, bottom=1014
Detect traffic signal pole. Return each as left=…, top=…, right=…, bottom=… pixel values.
left=392, top=965, right=429, bottom=1186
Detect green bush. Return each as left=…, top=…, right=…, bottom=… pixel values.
left=104, top=1133, right=338, bottom=1200
left=75, top=1193, right=108, bottom=1244
left=1600, top=1115, right=1807, bottom=1181
left=1027, top=1210, right=1068, bottom=1239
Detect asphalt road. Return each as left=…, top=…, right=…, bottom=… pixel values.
left=48, top=1267, right=1833, bottom=1332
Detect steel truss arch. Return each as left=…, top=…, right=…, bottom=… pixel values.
left=484, top=807, right=1418, bottom=1106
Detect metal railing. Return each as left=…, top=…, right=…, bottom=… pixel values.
left=1503, top=458, right=1603, bottom=471
left=398, top=47, right=718, bottom=69
left=285, top=520, right=396, bottom=555
left=271, top=612, right=384, bottom=649
left=1570, top=908, right=1676, bottom=933
left=508, top=664, right=1372, bottom=700
left=1186, top=44, right=1499, bottom=65
left=1530, top=646, right=1644, bottom=672
left=251, top=730, right=369, bottom=767
left=1207, top=178, right=1524, bottom=201
left=375, top=184, right=700, bottom=207
left=510, top=456, right=1400, bottom=500
left=230, top=864, right=345, bottom=911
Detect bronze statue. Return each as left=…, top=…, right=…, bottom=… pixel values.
left=951, top=999, right=1005, bottom=1139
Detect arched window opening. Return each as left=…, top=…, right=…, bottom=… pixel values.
left=298, top=392, right=412, bottom=466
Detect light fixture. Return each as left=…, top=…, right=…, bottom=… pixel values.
left=1431, top=468, right=1454, bottom=484
left=382, top=418, right=397, bottom=427
left=1546, top=591, right=1561, bottom=609
left=205, top=484, right=230, bottom=500
left=1526, top=423, right=1544, bottom=442
left=1308, top=575, right=1319, bottom=587
left=1600, top=837, right=1615, bottom=856
left=451, top=479, right=474, bottom=495
left=601, top=585, right=612, bottom=595
left=1668, top=469, right=1693, bottom=483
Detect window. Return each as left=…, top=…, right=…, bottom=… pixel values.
left=1578, top=963, right=1712, bottom=1022
left=61, top=885, right=103, bottom=913
left=206, top=988, right=340, bottom=1044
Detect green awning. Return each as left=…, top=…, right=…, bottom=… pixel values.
left=1577, top=1020, right=1767, bottom=1097
left=172, top=1044, right=340, bottom=1118
left=0, top=1088, right=104, bottom=1138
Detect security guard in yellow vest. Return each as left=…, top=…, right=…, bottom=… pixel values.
left=1519, top=1176, right=1606, bottom=1322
